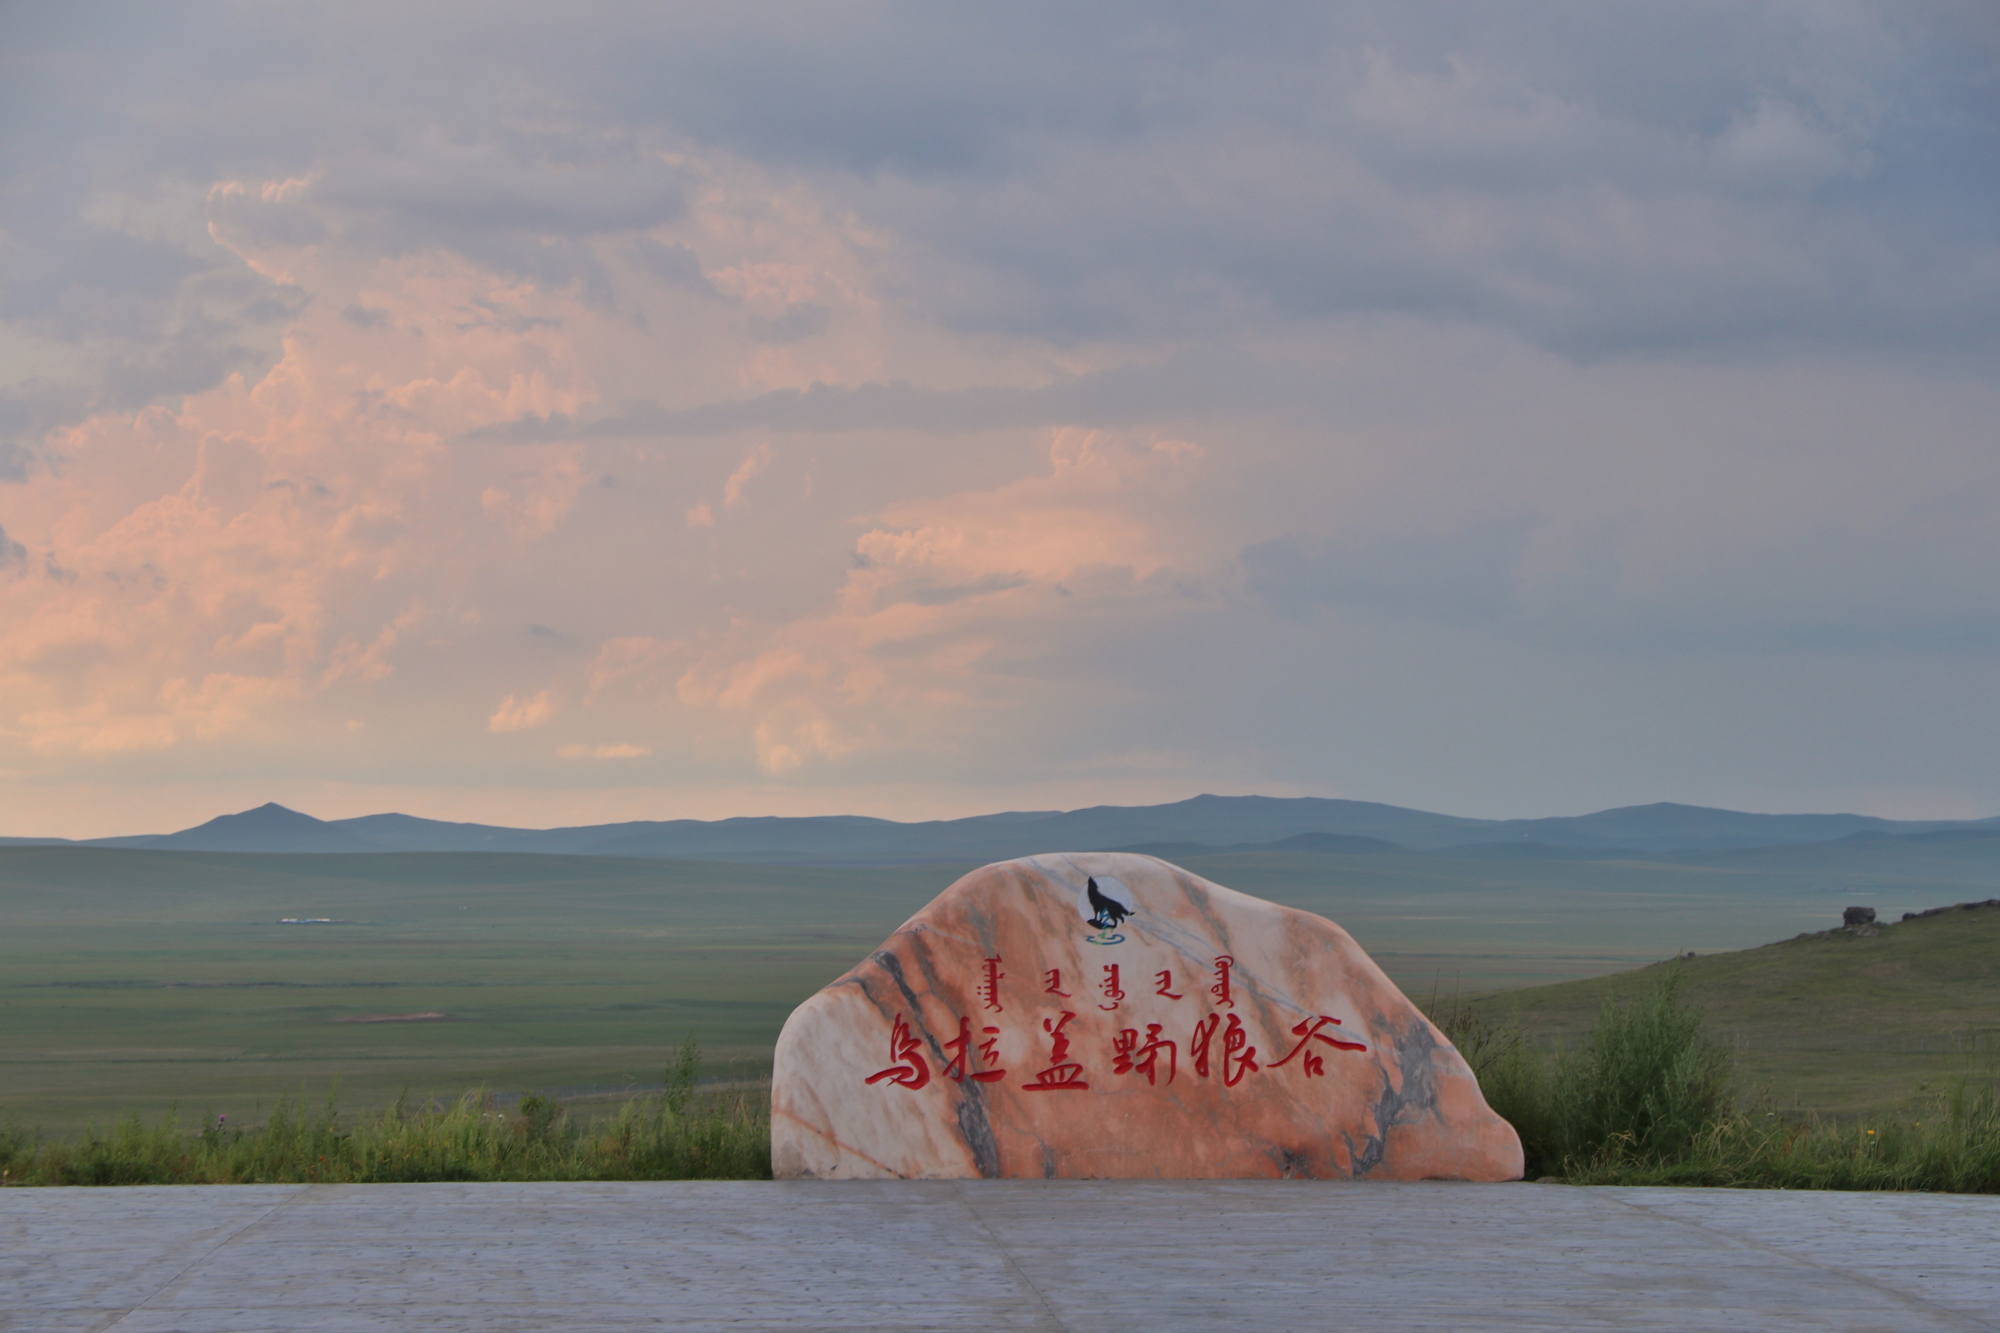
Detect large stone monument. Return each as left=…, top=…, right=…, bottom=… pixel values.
left=771, top=853, right=1523, bottom=1180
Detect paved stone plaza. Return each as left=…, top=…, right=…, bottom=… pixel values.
left=4, top=1180, right=1996, bottom=1331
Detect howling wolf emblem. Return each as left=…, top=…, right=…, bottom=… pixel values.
left=1085, top=876, right=1132, bottom=931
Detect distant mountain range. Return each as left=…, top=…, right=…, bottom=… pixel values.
left=3, top=795, right=1997, bottom=864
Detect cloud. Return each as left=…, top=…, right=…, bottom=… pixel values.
left=723, top=446, right=770, bottom=507
left=481, top=458, right=590, bottom=541
left=0, top=222, right=611, bottom=760
left=767, top=8, right=1990, bottom=357
left=879, top=88, right=1995, bottom=356
left=0, top=437, right=31, bottom=483
left=18, top=674, right=291, bottom=755
left=324, top=603, right=426, bottom=686
left=0, top=199, right=291, bottom=448
left=748, top=302, right=830, bottom=344
left=631, top=238, right=718, bottom=296
left=467, top=351, right=1279, bottom=443
left=669, top=429, right=1214, bottom=775
left=1244, top=513, right=1546, bottom=626
left=587, top=636, right=682, bottom=694
left=559, top=741, right=649, bottom=759
left=4, top=2, right=2000, bottom=829
left=489, top=691, right=556, bottom=733
left=319, top=126, right=690, bottom=243
left=197, top=126, right=695, bottom=305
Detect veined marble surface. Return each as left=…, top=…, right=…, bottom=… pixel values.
left=771, top=853, right=1522, bottom=1180
left=5, top=1181, right=1996, bottom=1332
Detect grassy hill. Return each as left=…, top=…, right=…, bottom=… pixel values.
left=1464, top=900, right=2000, bottom=1117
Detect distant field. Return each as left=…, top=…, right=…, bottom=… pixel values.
left=3, top=839, right=1997, bottom=1132
left=0, top=849, right=956, bottom=1134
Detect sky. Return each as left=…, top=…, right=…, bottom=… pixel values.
left=2, top=2, right=1997, bottom=837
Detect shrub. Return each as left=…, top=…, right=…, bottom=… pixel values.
left=1433, top=965, right=1740, bottom=1175
left=1553, top=969, right=1733, bottom=1164
left=1467, top=966, right=1737, bottom=1175
left=0, top=1118, right=33, bottom=1182
left=1425, top=993, right=1561, bottom=1170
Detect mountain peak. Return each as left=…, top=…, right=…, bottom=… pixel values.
left=158, top=802, right=369, bottom=853
left=189, top=802, right=328, bottom=830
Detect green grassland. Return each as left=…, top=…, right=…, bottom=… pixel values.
left=4, top=838, right=1998, bottom=1134
left=0, top=848, right=963, bottom=1134
left=1463, top=902, right=2000, bottom=1118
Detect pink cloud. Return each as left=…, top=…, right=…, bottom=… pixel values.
left=488, top=691, right=556, bottom=733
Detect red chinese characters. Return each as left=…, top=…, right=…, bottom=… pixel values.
left=1113, top=1023, right=1177, bottom=1085
left=1270, top=1015, right=1367, bottom=1077
left=862, top=957, right=1339, bottom=1102
left=1021, top=1010, right=1090, bottom=1092
left=1189, top=1012, right=1256, bottom=1086
left=978, top=1024, right=1004, bottom=1074
left=1210, top=955, right=1235, bottom=1008
left=863, top=1012, right=931, bottom=1090
left=1190, top=1013, right=1219, bottom=1078
left=1098, top=964, right=1125, bottom=1011
left=942, top=1016, right=1008, bottom=1083
left=1221, top=1013, right=1259, bottom=1088
left=1113, top=1026, right=1137, bottom=1068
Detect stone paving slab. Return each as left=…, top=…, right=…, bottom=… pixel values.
left=3, top=1181, right=1995, bottom=1332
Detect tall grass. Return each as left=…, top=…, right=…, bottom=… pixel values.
left=1432, top=968, right=2000, bottom=1192
left=0, top=1038, right=771, bottom=1186
left=1562, top=1079, right=2000, bottom=1191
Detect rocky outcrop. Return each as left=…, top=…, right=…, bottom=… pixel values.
left=771, top=852, right=1523, bottom=1181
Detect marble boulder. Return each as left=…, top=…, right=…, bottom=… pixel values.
left=771, top=853, right=1523, bottom=1181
